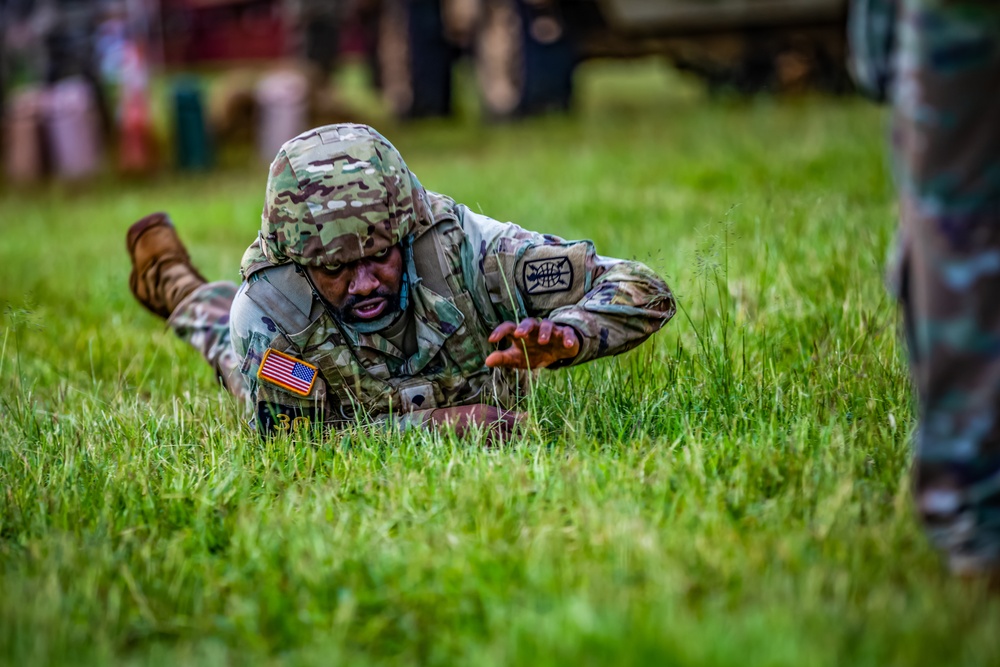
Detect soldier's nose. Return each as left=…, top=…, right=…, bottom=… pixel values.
left=348, top=264, right=380, bottom=296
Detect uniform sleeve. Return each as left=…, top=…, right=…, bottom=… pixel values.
left=230, top=279, right=270, bottom=410
left=459, top=207, right=676, bottom=365
left=230, top=277, right=328, bottom=437
left=847, top=0, right=897, bottom=103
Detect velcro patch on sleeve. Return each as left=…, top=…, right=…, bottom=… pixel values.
left=258, top=348, right=318, bottom=396
left=516, top=242, right=593, bottom=314
left=257, top=402, right=324, bottom=436
left=523, top=256, right=573, bottom=294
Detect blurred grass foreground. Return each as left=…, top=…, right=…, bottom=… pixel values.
left=2, top=61, right=999, bottom=666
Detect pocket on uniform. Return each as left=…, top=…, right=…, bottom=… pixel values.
left=256, top=400, right=325, bottom=436
left=240, top=331, right=273, bottom=377
left=255, top=379, right=329, bottom=436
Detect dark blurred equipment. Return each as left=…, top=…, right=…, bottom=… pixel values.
left=631, top=2, right=852, bottom=96
left=374, top=0, right=575, bottom=119
left=173, top=77, right=213, bottom=170
left=474, top=0, right=575, bottom=118
left=368, top=0, right=852, bottom=120
left=294, top=0, right=347, bottom=79
left=377, top=0, right=457, bottom=118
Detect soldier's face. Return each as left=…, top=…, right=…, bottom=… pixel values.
left=307, top=245, right=405, bottom=324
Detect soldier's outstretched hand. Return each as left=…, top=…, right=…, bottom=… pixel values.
left=485, top=318, right=580, bottom=369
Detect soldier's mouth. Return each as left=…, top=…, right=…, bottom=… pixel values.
left=352, top=298, right=387, bottom=320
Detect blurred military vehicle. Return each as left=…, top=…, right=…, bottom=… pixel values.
left=372, top=0, right=851, bottom=119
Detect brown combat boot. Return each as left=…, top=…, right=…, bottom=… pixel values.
left=126, top=212, right=207, bottom=319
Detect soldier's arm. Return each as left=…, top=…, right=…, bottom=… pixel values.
left=459, top=207, right=676, bottom=365
left=230, top=277, right=331, bottom=438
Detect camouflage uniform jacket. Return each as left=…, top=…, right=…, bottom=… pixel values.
left=230, top=192, right=675, bottom=436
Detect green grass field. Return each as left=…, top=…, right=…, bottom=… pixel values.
left=2, top=61, right=999, bottom=666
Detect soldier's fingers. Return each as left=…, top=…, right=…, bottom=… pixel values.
left=559, top=325, right=579, bottom=350
left=537, top=320, right=554, bottom=345
left=485, top=348, right=526, bottom=369
left=514, top=317, right=539, bottom=338
left=488, top=321, right=517, bottom=344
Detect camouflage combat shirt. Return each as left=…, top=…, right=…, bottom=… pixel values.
left=230, top=192, right=676, bottom=436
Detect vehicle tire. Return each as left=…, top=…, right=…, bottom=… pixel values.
left=475, top=0, right=576, bottom=120
left=378, top=0, right=455, bottom=119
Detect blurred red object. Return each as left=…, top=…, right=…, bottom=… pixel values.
left=118, top=41, right=158, bottom=174
left=119, top=90, right=158, bottom=174
left=160, top=0, right=288, bottom=65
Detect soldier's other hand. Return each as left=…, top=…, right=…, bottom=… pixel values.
left=427, top=404, right=524, bottom=446
left=485, top=318, right=580, bottom=369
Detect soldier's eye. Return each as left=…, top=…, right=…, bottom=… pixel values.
left=325, top=262, right=343, bottom=273
left=373, top=247, right=390, bottom=258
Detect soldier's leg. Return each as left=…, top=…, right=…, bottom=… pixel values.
left=894, top=0, right=1000, bottom=576
left=167, top=282, right=248, bottom=401
left=127, top=213, right=248, bottom=400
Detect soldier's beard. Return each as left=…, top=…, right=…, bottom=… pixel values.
left=334, top=288, right=403, bottom=330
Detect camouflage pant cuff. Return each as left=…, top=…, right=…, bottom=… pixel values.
left=919, top=466, right=1000, bottom=576
left=925, top=517, right=1000, bottom=576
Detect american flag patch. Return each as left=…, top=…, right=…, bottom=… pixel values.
left=257, top=349, right=318, bottom=396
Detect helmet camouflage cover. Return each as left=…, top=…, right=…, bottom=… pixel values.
left=261, top=123, right=435, bottom=268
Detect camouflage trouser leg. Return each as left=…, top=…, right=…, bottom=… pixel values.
left=166, top=281, right=249, bottom=402
left=892, top=0, right=1000, bottom=574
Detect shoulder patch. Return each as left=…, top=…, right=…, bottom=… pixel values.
left=258, top=348, right=318, bottom=396
left=523, top=256, right=574, bottom=295
left=515, top=241, right=594, bottom=316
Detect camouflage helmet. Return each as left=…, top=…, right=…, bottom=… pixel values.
left=260, top=123, right=435, bottom=268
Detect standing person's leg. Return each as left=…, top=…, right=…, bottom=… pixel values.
left=127, top=213, right=248, bottom=400
left=893, top=0, right=1000, bottom=577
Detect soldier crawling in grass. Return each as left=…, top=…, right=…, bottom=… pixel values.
left=127, top=123, right=675, bottom=440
